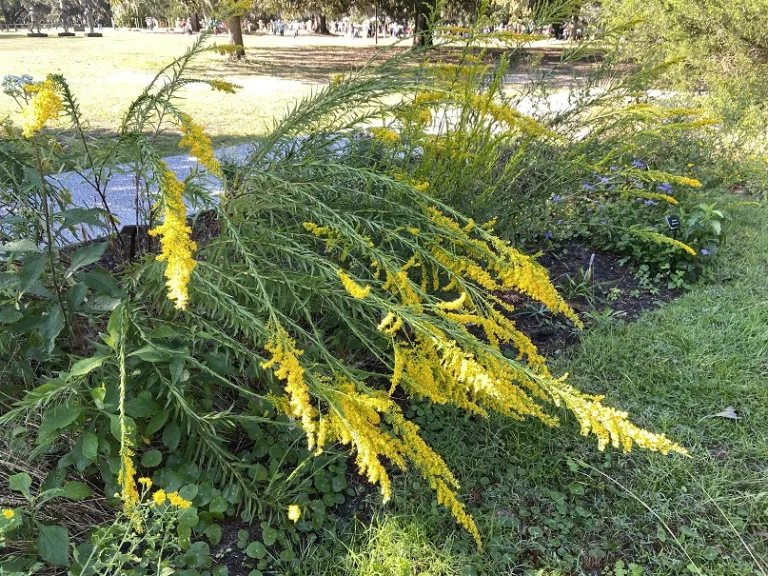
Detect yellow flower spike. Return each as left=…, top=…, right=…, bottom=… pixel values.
left=412, top=181, right=430, bottom=192
left=377, top=311, right=396, bottom=332
left=20, top=79, right=62, bottom=138
left=437, top=292, right=468, bottom=311
left=338, top=270, right=371, bottom=299
left=148, top=165, right=197, bottom=310
left=287, top=504, right=302, bottom=522
left=152, top=489, right=167, bottom=506
left=209, top=79, right=240, bottom=94
left=2, top=509, right=14, bottom=519
left=262, top=322, right=318, bottom=449
left=178, top=114, right=222, bottom=176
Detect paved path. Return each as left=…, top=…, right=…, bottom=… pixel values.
left=48, top=144, right=255, bottom=235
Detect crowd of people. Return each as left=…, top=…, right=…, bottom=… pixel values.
left=138, top=14, right=593, bottom=42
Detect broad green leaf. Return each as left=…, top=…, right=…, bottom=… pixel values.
left=80, top=431, right=98, bottom=460
left=0, top=306, right=22, bottom=324
left=141, top=449, right=163, bottom=468
left=262, top=526, right=278, bottom=547
left=65, top=282, right=88, bottom=314
left=1, top=239, right=41, bottom=253
left=19, top=254, right=47, bottom=296
left=79, top=267, right=124, bottom=299
left=162, top=422, right=181, bottom=451
left=9, top=472, right=32, bottom=500
left=37, top=404, right=82, bottom=443
left=40, top=306, right=65, bottom=349
left=66, top=242, right=107, bottom=278
left=37, top=524, right=70, bottom=566
left=208, top=496, right=228, bottom=513
left=69, top=355, right=109, bottom=378
left=59, top=482, right=92, bottom=501
left=245, top=541, right=267, bottom=559
left=177, top=507, right=199, bottom=529
left=144, top=409, right=170, bottom=435
left=81, top=295, right=122, bottom=313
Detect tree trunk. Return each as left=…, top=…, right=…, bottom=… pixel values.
left=228, top=15, right=245, bottom=59
left=190, top=12, right=200, bottom=32
left=317, top=13, right=330, bottom=35
left=413, top=0, right=436, bottom=47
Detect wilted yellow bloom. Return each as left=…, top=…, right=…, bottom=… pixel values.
left=149, top=165, right=197, bottom=310
left=2, top=509, right=14, bottom=519
left=412, top=180, right=430, bottom=192
left=20, top=79, right=62, bottom=138
left=178, top=114, right=221, bottom=176
left=338, top=269, right=371, bottom=299
left=152, top=489, right=167, bottom=506
left=287, top=504, right=302, bottom=522
left=138, top=477, right=153, bottom=488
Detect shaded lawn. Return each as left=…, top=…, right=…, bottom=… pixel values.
left=312, top=199, right=768, bottom=576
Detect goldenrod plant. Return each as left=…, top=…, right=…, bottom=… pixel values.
left=0, top=30, right=697, bottom=573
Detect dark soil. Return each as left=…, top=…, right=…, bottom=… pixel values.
left=504, top=242, right=680, bottom=355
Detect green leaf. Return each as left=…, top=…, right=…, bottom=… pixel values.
left=0, top=306, right=22, bottom=324
left=9, top=472, right=32, bottom=500
left=59, top=482, right=92, bottom=501
left=37, top=524, right=70, bottom=566
left=702, top=546, right=720, bottom=561
left=19, top=254, right=47, bottom=296
left=177, top=507, right=199, bottom=529
left=163, top=422, right=181, bottom=451
left=82, top=295, right=122, bottom=312
left=206, top=523, right=223, bottom=546
left=79, top=267, right=124, bottom=299
left=37, top=404, right=82, bottom=443
left=69, top=355, right=109, bottom=378
left=208, top=497, right=228, bottom=513
left=40, top=306, right=65, bottom=349
left=141, top=449, right=163, bottom=468
left=261, top=526, right=278, bottom=547
left=185, top=541, right=210, bottom=568
left=125, top=395, right=160, bottom=418
left=81, top=431, right=98, bottom=460
left=144, top=409, right=170, bottom=435
left=66, top=242, right=107, bottom=278
left=245, top=541, right=267, bottom=559
left=2, top=239, right=41, bottom=253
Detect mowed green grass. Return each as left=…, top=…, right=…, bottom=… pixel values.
left=307, top=200, right=768, bottom=576
left=0, top=31, right=400, bottom=152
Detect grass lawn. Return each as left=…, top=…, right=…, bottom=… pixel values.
left=0, top=30, right=405, bottom=153
left=312, top=199, right=768, bottom=576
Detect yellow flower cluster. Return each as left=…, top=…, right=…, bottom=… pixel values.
left=149, top=165, right=198, bottom=310
left=208, top=79, right=240, bottom=94
left=370, top=127, right=401, bottom=146
left=411, top=180, right=430, bottom=193
left=118, top=444, right=139, bottom=511
left=427, top=208, right=581, bottom=326
left=20, top=79, right=62, bottom=138
left=315, top=380, right=402, bottom=500
left=178, top=114, right=221, bottom=176
left=167, top=491, right=192, bottom=509
left=471, top=95, right=555, bottom=139
left=287, top=504, right=302, bottom=522
left=338, top=269, right=371, bottom=299
left=624, top=189, right=679, bottom=205
left=631, top=228, right=697, bottom=256
left=262, top=322, right=318, bottom=448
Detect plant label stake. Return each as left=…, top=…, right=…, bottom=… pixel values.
left=666, top=215, right=681, bottom=237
